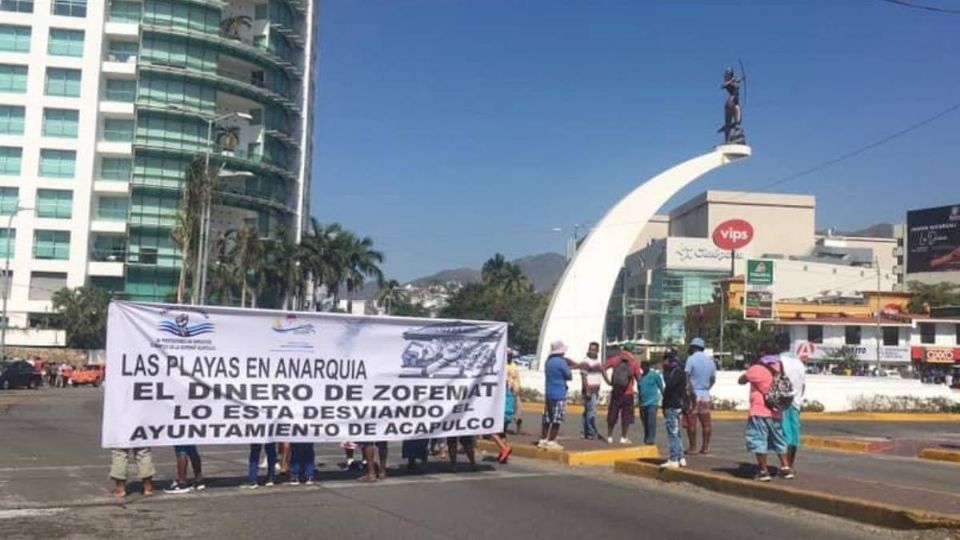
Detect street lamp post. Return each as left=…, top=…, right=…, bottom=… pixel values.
left=197, top=111, right=252, bottom=306
left=1, top=204, right=32, bottom=361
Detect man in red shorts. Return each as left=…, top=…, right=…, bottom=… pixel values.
left=603, top=342, right=642, bottom=444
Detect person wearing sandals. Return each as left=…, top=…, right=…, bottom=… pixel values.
left=738, top=343, right=791, bottom=482
left=446, top=436, right=476, bottom=471
left=358, top=441, right=388, bottom=482
left=486, top=384, right=515, bottom=464
left=245, top=443, right=277, bottom=489
left=110, top=447, right=155, bottom=499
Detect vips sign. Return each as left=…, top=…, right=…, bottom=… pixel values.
left=712, top=219, right=754, bottom=251
left=906, top=204, right=960, bottom=273
left=101, top=302, right=508, bottom=448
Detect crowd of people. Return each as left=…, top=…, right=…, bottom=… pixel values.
left=541, top=336, right=807, bottom=482
left=108, top=356, right=523, bottom=499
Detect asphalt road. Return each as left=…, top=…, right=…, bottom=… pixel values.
left=0, top=387, right=956, bottom=540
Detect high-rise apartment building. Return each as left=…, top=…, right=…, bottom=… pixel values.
left=0, top=0, right=317, bottom=347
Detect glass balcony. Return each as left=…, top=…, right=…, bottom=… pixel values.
left=90, top=247, right=126, bottom=262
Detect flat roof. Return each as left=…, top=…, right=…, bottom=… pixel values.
left=669, top=190, right=816, bottom=220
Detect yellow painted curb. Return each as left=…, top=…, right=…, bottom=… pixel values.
left=519, top=402, right=960, bottom=423
left=475, top=439, right=658, bottom=466
left=919, top=448, right=960, bottom=464
left=801, top=435, right=892, bottom=454
left=613, top=459, right=960, bottom=530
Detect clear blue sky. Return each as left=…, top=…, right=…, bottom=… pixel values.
left=311, top=0, right=960, bottom=282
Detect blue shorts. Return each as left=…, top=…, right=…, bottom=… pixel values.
left=744, top=416, right=787, bottom=455
left=781, top=406, right=801, bottom=447
left=173, top=445, right=198, bottom=457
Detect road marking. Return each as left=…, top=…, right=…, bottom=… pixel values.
left=0, top=508, right=65, bottom=520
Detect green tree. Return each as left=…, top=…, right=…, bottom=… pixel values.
left=51, top=286, right=111, bottom=349
left=262, top=227, right=302, bottom=310
left=377, top=279, right=406, bottom=315
left=441, top=254, right=548, bottom=353
left=907, top=281, right=960, bottom=314
left=299, top=220, right=348, bottom=307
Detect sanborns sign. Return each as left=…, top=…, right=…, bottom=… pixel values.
left=101, top=302, right=508, bottom=448
left=712, top=219, right=754, bottom=251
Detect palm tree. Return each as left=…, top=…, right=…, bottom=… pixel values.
left=220, top=15, right=253, bottom=40
left=171, top=157, right=216, bottom=304
left=299, top=219, right=349, bottom=309
left=481, top=253, right=527, bottom=294
left=232, top=226, right=263, bottom=307
left=262, top=227, right=302, bottom=310
left=376, top=279, right=406, bottom=315
left=341, top=233, right=384, bottom=314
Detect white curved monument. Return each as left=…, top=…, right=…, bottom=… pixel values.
left=537, top=144, right=752, bottom=365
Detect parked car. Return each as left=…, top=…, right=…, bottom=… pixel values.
left=69, top=364, right=105, bottom=387
left=515, top=354, right=535, bottom=369
left=0, top=360, right=43, bottom=390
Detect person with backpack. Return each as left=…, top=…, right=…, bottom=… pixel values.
left=738, top=342, right=792, bottom=482
left=602, top=342, right=642, bottom=444
left=660, top=349, right=687, bottom=468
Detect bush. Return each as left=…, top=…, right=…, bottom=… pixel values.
left=848, top=395, right=960, bottom=413
left=801, top=399, right=825, bottom=413
left=711, top=397, right=741, bottom=411
left=518, top=387, right=543, bottom=402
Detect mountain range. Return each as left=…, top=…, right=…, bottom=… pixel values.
left=408, top=252, right=567, bottom=293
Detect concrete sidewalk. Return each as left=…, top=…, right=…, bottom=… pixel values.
left=615, top=454, right=960, bottom=529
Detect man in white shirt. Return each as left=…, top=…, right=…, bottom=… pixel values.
left=779, top=350, right=806, bottom=477
left=580, top=342, right=603, bottom=439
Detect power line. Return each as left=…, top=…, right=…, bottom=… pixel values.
left=878, top=0, right=960, bottom=14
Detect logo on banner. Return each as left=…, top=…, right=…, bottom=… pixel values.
left=158, top=313, right=215, bottom=338
left=271, top=315, right=316, bottom=335
left=400, top=322, right=505, bottom=379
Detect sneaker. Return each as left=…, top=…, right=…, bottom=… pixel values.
left=606, top=436, right=614, bottom=444
left=619, top=437, right=631, bottom=445
left=536, top=439, right=548, bottom=449
left=755, top=471, right=772, bottom=482
left=193, top=482, right=206, bottom=492
left=265, top=480, right=275, bottom=487
left=242, top=482, right=258, bottom=490
left=661, top=460, right=680, bottom=469
left=164, top=482, right=192, bottom=494
left=779, top=467, right=796, bottom=480
left=303, top=479, right=314, bottom=486
left=544, top=440, right=564, bottom=451
left=679, top=458, right=687, bottom=467
left=287, top=479, right=300, bottom=486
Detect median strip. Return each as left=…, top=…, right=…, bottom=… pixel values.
left=918, top=448, right=960, bottom=464
left=476, top=439, right=658, bottom=466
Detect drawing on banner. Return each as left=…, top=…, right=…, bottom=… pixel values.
left=400, top=322, right=505, bottom=378
left=158, top=312, right=215, bottom=338
left=271, top=315, right=317, bottom=335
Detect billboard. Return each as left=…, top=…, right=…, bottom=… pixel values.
left=907, top=204, right=960, bottom=273
left=745, top=259, right=774, bottom=320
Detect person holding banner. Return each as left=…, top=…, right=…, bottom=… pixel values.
left=359, top=441, right=388, bottom=482
left=110, top=448, right=155, bottom=498
left=164, top=445, right=205, bottom=494
left=288, top=443, right=316, bottom=485
left=246, top=443, right=278, bottom=488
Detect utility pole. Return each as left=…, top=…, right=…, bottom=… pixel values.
left=875, top=256, right=881, bottom=374
left=1, top=204, right=31, bottom=361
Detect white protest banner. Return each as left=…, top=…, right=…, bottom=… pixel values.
left=101, top=302, right=508, bottom=448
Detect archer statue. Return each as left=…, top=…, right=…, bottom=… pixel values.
left=718, top=66, right=746, bottom=144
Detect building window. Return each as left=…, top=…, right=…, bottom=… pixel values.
left=0, top=105, right=25, bottom=134
left=96, top=197, right=128, bottom=221
left=45, top=67, right=81, bottom=96
left=33, top=230, right=70, bottom=260
left=104, top=78, right=136, bottom=102
left=103, top=118, right=134, bottom=141
left=0, top=64, right=28, bottom=93
left=0, top=187, right=17, bottom=214
left=106, top=40, right=137, bottom=62
left=254, top=3, right=267, bottom=19
left=36, top=189, right=73, bottom=219
left=42, top=108, right=79, bottom=138
left=882, top=326, right=899, bottom=347
left=39, top=149, right=76, bottom=178
left=100, top=157, right=132, bottom=180
left=0, top=147, right=22, bottom=175
left=845, top=326, right=861, bottom=346
left=0, top=227, right=14, bottom=258
left=51, top=0, right=85, bottom=17
left=807, top=325, right=823, bottom=344
left=920, top=322, right=936, bottom=344
left=47, top=28, right=84, bottom=56
left=0, top=25, right=31, bottom=53
left=108, top=1, right=140, bottom=22
left=0, top=0, right=33, bottom=13
left=28, top=271, right=67, bottom=300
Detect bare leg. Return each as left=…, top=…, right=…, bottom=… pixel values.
left=447, top=438, right=459, bottom=471
left=278, top=443, right=291, bottom=475
left=176, top=455, right=188, bottom=485
left=377, top=445, right=388, bottom=479
left=142, top=477, right=153, bottom=496
left=113, top=479, right=126, bottom=499
left=700, top=415, right=712, bottom=454
left=787, top=446, right=798, bottom=469
left=358, top=445, right=377, bottom=482
left=515, top=417, right=525, bottom=435
left=756, top=453, right=768, bottom=475
left=188, top=452, right=203, bottom=484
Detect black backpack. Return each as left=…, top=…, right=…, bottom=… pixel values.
left=611, top=357, right=633, bottom=391
left=762, top=362, right=795, bottom=412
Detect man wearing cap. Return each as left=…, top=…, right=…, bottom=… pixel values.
left=538, top=341, right=571, bottom=451
left=684, top=337, right=716, bottom=454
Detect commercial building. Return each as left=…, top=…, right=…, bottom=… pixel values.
left=616, top=190, right=899, bottom=343
left=0, top=0, right=318, bottom=347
